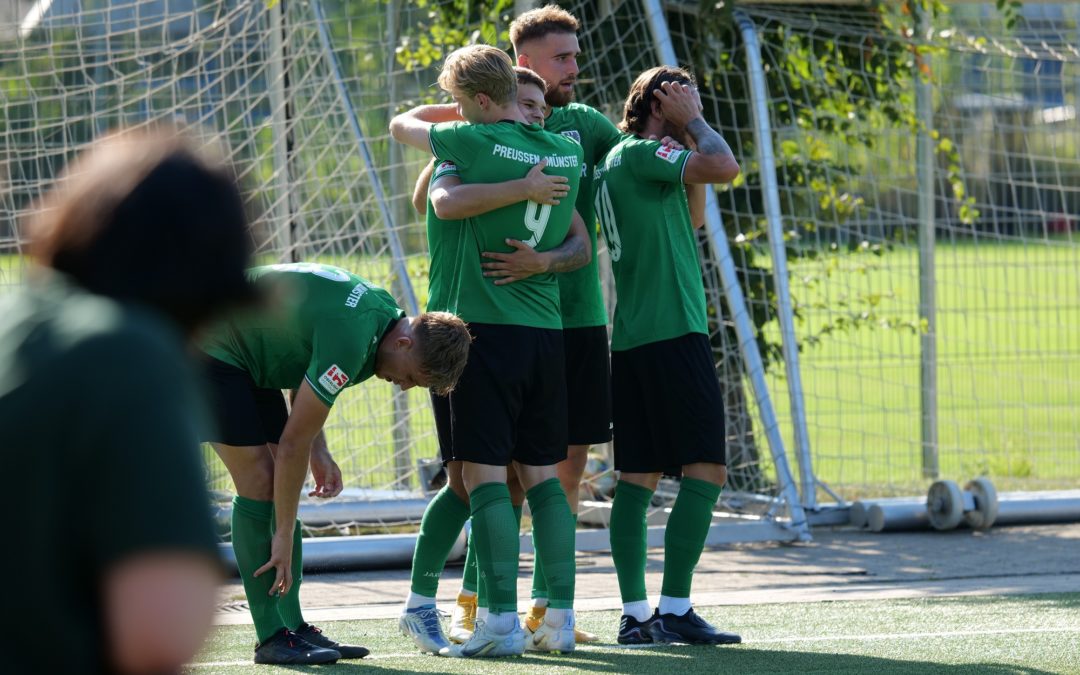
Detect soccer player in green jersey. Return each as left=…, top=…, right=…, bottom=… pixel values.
left=199, top=263, right=471, bottom=664
left=594, top=66, right=743, bottom=646
left=391, top=45, right=585, bottom=657
left=508, top=6, right=626, bottom=641
left=405, top=67, right=591, bottom=651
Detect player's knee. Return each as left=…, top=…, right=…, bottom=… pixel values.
left=683, top=462, right=726, bottom=487
left=234, top=458, right=275, bottom=501
left=448, top=479, right=470, bottom=503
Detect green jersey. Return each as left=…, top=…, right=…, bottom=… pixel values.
left=594, top=136, right=707, bottom=351
left=425, top=159, right=465, bottom=313
left=543, top=103, right=623, bottom=328
left=201, top=263, right=405, bottom=406
left=429, top=120, right=583, bottom=329
left=0, top=274, right=219, bottom=674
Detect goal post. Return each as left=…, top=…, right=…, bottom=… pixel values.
left=689, top=1, right=1080, bottom=502
left=9, top=0, right=1074, bottom=558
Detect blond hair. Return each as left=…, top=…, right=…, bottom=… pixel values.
left=509, top=4, right=579, bottom=51
left=414, top=312, right=472, bottom=396
left=438, top=45, right=516, bottom=105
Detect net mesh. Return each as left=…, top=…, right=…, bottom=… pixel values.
left=679, top=1, right=1080, bottom=497
left=3, top=0, right=1074, bottom=539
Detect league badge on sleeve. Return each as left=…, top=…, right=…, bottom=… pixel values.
left=318, top=364, right=349, bottom=395
left=434, top=160, right=458, bottom=178
left=655, top=144, right=684, bottom=164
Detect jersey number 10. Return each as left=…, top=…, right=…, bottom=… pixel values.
left=594, top=182, right=622, bottom=261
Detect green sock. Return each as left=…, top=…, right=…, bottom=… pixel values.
left=410, top=485, right=471, bottom=597
left=476, top=506, right=520, bottom=609
left=275, top=517, right=305, bottom=629
left=469, top=482, right=519, bottom=614
left=530, top=530, right=547, bottom=601
left=526, top=479, right=576, bottom=610
left=462, top=522, right=478, bottom=594
left=661, top=477, right=722, bottom=598
left=230, top=496, right=286, bottom=643
left=533, top=512, right=577, bottom=602
left=610, top=480, right=653, bottom=603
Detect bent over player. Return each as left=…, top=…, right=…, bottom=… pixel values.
left=200, top=263, right=470, bottom=664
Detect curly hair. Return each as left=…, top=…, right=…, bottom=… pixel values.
left=619, top=66, right=696, bottom=135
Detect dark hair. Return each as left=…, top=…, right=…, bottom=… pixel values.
left=514, top=66, right=547, bottom=92
left=619, top=66, right=696, bottom=135
left=28, top=129, right=254, bottom=334
left=509, top=4, right=579, bottom=50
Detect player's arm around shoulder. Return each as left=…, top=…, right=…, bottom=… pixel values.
left=412, top=159, right=437, bottom=215
left=389, top=103, right=460, bottom=153
left=430, top=160, right=569, bottom=220
left=654, top=81, right=740, bottom=185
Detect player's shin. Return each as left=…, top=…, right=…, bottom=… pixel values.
left=409, top=485, right=471, bottom=604
left=231, top=496, right=287, bottom=642
left=526, top=478, right=576, bottom=611
left=275, top=516, right=305, bottom=629
left=610, top=481, right=654, bottom=620
left=660, top=477, right=722, bottom=610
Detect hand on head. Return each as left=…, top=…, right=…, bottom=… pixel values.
left=652, top=80, right=703, bottom=131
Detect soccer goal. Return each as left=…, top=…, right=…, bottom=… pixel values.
left=7, top=0, right=1074, bottom=562
left=704, top=0, right=1080, bottom=511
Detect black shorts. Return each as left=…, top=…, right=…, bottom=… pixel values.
left=447, top=323, right=568, bottom=467
left=202, top=357, right=289, bottom=446
left=431, top=390, right=453, bottom=464
left=564, top=325, right=613, bottom=445
left=611, top=333, right=726, bottom=474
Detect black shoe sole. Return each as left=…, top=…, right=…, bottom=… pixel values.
left=333, top=646, right=370, bottom=659
left=650, top=629, right=741, bottom=646
left=254, top=654, right=340, bottom=665
left=254, top=647, right=341, bottom=664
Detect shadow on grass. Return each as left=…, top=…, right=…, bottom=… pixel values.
left=265, top=646, right=1061, bottom=675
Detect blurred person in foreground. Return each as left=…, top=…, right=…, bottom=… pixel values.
left=0, top=129, right=254, bottom=674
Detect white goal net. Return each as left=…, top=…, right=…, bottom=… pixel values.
left=4, top=0, right=1073, bottom=545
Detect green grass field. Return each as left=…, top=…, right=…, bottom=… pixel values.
left=763, top=241, right=1080, bottom=495
left=189, top=594, right=1080, bottom=673
left=4, top=240, right=1077, bottom=497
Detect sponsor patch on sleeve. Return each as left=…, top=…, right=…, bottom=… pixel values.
left=434, top=161, right=458, bottom=177
left=655, top=145, right=684, bottom=164
left=318, top=364, right=349, bottom=395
